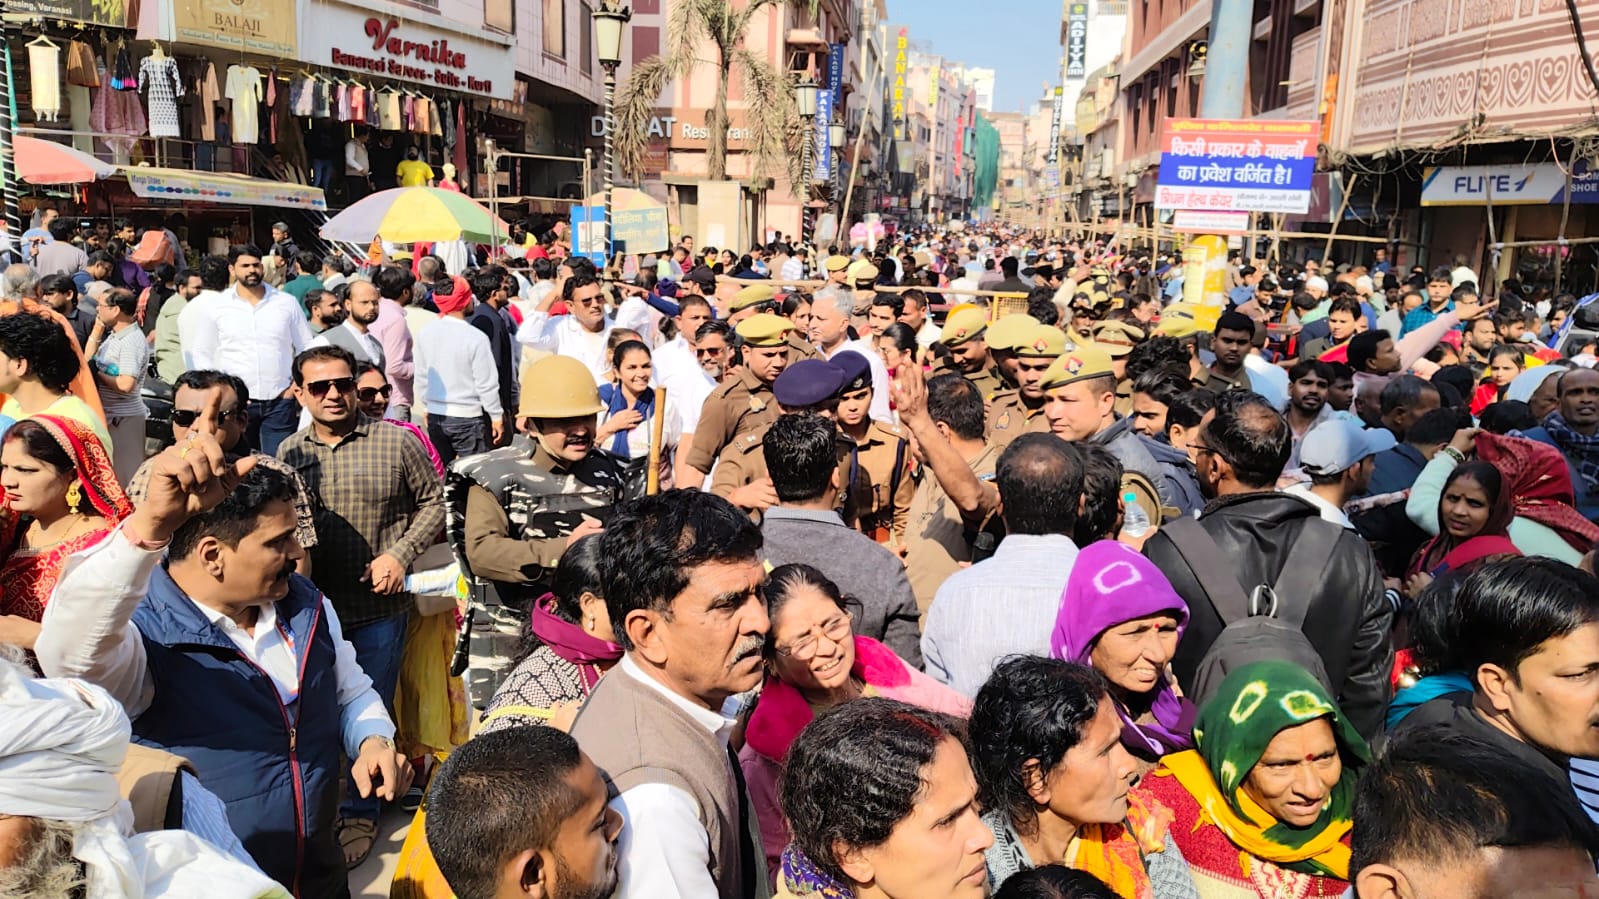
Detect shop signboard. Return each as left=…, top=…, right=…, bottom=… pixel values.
left=174, top=0, right=296, bottom=57
left=303, top=0, right=515, bottom=100
left=814, top=88, right=833, bottom=182
left=1172, top=210, right=1250, bottom=234
left=1065, top=3, right=1088, bottom=80
left=892, top=28, right=907, bottom=139
left=1045, top=86, right=1064, bottom=164
left=828, top=43, right=844, bottom=108
left=570, top=206, right=606, bottom=265
left=1421, top=162, right=1599, bottom=206
left=1154, top=118, right=1318, bottom=214
left=10, top=0, right=127, bottom=27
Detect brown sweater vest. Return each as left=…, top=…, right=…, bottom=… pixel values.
left=570, top=664, right=754, bottom=899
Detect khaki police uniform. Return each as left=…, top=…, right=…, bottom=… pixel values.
left=683, top=313, right=792, bottom=474
left=1093, top=320, right=1144, bottom=417
left=905, top=442, right=999, bottom=616
left=710, top=428, right=865, bottom=522
left=845, top=419, right=916, bottom=545
left=985, top=322, right=1065, bottom=453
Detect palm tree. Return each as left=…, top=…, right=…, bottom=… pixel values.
left=613, top=0, right=811, bottom=191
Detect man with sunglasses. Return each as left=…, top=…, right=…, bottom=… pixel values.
left=516, top=272, right=617, bottom=382
left=278, top=345, right=444, bottom=861
left=127, top=368, right=318, bottom=575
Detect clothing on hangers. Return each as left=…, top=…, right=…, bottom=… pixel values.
left=312, top=79, right=331, bottom=118
left=139, top=54, right=183, bottom=137
left=27, top=36, right=63, bottom=121
left=194, top=62, right=220, bottom=141
left=289, top=77, right=312, bottom=116
left=65, top=40, right=99, bottom=87
left=377, top=89, right=402, bottom=130
left=223, top=64, right=263, bottom=144
left=110, top=41, right=137, bottom=91
left=349, top=84, right=367, bottom=123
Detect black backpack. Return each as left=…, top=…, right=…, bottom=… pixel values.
left=1161, top=516, right=1340, bottom=709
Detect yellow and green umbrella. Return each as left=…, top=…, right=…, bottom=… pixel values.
left=318, top=186, right=510, bottom=244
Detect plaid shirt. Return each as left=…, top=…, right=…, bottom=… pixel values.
left=278, top=416, right=445, bottom=627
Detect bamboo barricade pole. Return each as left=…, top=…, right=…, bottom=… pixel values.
left=647, top=386, right=667, bottom=496
left=707, top=274, right=1031, bottom=300
left=1321, top=172, right=1359, bottom=264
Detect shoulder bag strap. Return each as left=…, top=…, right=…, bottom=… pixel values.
left=1268, top=518, right=1343, bottom=627
left=1159, top=517, right=1253, bottom=625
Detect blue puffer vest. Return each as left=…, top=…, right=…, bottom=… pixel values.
left=130, top=568, right=345, bottom=899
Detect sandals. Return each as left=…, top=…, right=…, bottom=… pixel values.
left=338, top=816, right=379, bottom=869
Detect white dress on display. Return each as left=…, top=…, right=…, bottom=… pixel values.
left=224, top=65, right=262, bottom=144
left=140, top=55, right=184, bottom=138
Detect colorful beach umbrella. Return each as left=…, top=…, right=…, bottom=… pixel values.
left=15, top=136, right=116, bottom=184
left=319, top=186, right=510, bottom=244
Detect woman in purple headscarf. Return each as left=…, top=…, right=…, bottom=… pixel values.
left=1050, top=540, right=1197, bottom=771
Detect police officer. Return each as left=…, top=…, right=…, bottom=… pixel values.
left=727, top=283, right=820, bottom=364
left=711, top=358, right=848, bottom=512
left=1093, top=319, right=1146, bottom=416
left=454, top=355, right=638, bottom=605
left=939, top=306, right=1005, bottom=399
left=983, top=312, right=1041, bottom=391
left=848, top=261, right=880, bottom=319
left=986, top=322, right=1065, bottom=453
left=824, top=255, right=852, bottom=286
left=834, top=350, right=914, bottom=548
left=682, top=312, right=793, bottom=479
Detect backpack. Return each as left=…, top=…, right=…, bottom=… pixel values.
left=129, top=229, right=174, bottom=270
left=1160, top=516, right=1340, bottom=709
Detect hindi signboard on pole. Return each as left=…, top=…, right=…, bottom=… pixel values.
left=1154, top=118, right=1318, bottom=214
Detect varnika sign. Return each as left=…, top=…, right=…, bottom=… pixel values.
left=304, top=1, right=515, bottom=100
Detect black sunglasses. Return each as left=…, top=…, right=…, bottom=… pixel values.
left=173, top=408, right=244, bottom=428
left=306, top=377, right=357, bottom=397
left=357, top=385, right=392, bottom=403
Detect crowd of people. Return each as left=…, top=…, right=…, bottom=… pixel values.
left=2, top=212, right=1599, bottom=899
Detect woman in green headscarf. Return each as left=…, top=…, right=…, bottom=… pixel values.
left=1134, top=661, right=1370, bottom=898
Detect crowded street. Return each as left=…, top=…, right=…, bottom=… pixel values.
left=4, top=0, right=1599, bottom=897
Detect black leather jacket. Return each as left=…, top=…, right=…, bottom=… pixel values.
left=1144, top=491, right=1393, bottom=739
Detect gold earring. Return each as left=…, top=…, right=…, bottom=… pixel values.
left=65, top=481, right=82, bottom=510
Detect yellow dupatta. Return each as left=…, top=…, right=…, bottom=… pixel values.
left=1160, top=749, right=1352, bottom=879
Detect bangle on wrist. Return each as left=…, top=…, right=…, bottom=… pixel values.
left=1440, top=446, right=1466, bottom=464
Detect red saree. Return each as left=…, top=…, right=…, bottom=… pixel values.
left=0, top=415, right=132, bottom=621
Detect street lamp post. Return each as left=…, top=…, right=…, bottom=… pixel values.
left=593, top=2, right=631, bottom=268
left=828, top=118, right=845, bottom=202
left=795, top=76, right=818, bottom=246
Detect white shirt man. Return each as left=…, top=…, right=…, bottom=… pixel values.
left=188, top=262, right=312, bottom=403
left=809, top=286, right=892, bottom=423
left=515, top=276, right=625, bottom=382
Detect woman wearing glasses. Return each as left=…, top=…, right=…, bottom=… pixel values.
left=740, top=563, right=970, bottom=882
left=354, top=362, right=443, bottom=477
left=0, top=415, right=132, bottom=651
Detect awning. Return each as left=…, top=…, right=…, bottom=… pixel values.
left=16, top=136, right=116, bottom=184
left=120, top=167, right=326, bottom=211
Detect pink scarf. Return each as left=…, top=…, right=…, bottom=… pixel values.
left=530, top=593, right=622, bottom=691
left=745, top=636, right=972, bottom=763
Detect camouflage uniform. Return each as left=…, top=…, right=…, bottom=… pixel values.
left=451, top=435, right=641, bottom=606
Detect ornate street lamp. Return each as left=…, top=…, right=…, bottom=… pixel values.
left=795, top=76, right=819, bottom=243
left=593, top=1, right=631, bottom=265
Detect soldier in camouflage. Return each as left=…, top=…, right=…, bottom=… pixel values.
left=451, top=355, right=642, bottom=607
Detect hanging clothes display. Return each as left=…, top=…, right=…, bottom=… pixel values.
left=193, top=62, right=220, bottom=141
left=110, top=41, right=137, bottom=91
left=312, top=80, right=331, bottom=118
left=65, top=40, right=99, bottom=88
left=90, top=57, right=145, bottom=163
left=224, top=64, right=262, bottom=144
left=139, top=53, right=183, bottom=138
left=27, top=36, right=62, bottom=122
left=440, top=99, right=455, bottom=152
left=67, top=84, right=93, bottom=153
left=412, top=96, right=430, bottom=134
left=348, top=84, right=367, bottom=124
left=287, top=77, right=308, bottom=116
left=377, top=90, right=402, bottom=130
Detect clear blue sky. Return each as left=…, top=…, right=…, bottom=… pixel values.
left=888, top=0, right=1061, bottom=114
